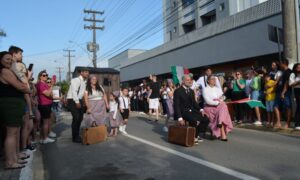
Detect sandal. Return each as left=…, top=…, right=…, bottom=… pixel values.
left=29, top=114, right=35, bottom=120
left=17, top=160, right=27, bottom=164
left=18, top=153, right=30, bottom=160
left=5, top=163, right=25, bottom=170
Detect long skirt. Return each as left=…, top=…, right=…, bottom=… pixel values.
left=166, top=98, right=174, bottom=118
left=109, top=111, right=123, bottom=128
left=84, top=99, right=107, bottom=127
left=204, top=102, right=233, bottom=138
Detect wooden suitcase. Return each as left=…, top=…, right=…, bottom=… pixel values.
left=168, top=126, right=196, bottom=147
left=82, top=125, right=107, bottom=145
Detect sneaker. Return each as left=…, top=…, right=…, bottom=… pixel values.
left=26, top=144, right=36, bottom=152
left=162, top=126, right=168, bottom=132
left=48, top=131, right=57, bottom=138
left=194, top=138, right=199, bottom=144
left=295, top=127, right=300, bottom=130
left=121, top=130, right=128, bottom=135
left=40, top=137, right=55, bottom=144
left=253, top=121, right=262, bottom=126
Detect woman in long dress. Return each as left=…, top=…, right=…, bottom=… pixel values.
left=84, top=76, right=109, bottom=127
left=203, top=75, right=233, bottom=141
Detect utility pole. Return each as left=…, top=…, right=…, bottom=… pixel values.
left=63, top=49, right=75, bottom=82
left=282, top=0, right=299, bottom=64
left=83, top=9, right=105, bottom=68
left=56, top=67, right=64, bottom=83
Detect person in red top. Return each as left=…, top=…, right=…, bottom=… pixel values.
left=36, top=70, right=55, bottom=144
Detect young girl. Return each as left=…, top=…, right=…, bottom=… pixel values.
left=108, top=92, right=122, bottom=137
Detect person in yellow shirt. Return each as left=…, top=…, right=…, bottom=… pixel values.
left=264, top=74, right=276, bottom=127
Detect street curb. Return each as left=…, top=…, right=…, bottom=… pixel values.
left=33, top=146, right=45, bottom=180
left=131, top=112, right=300, bottom=138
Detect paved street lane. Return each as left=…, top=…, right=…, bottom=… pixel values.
left=41, top=113, right=300, bottom=180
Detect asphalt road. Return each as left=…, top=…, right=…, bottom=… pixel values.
left=41, top=112, right=300, bottom=180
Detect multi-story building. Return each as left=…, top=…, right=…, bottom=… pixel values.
left=164, top=0, right=268, bottom=42
left=119, top=0, right=299, bottom=85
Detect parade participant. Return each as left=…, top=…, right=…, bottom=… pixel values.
left=108, top=91, right=122, bottom=136
left=174, top=74, right=210, bottom=143
left=203, top=75, right=233, bottom=141
left=119, top=87, right=131, bottom=135
left=67, top=68, right=89, bottom=143
left=83, top=75, right=108, bottom=127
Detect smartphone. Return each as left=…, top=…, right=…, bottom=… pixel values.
left=52, top=75, right=57, bottom=84
left=28, top=64, right=34, bottom=71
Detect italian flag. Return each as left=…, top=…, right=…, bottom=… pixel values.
left=171, top=66, right=190, bottom=85
left=227, top=98, right=266, bottom=109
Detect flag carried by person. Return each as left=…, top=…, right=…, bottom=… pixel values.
left=227, top=98, right=266, bottom=109
left=171, top=66, right=190, bottom=85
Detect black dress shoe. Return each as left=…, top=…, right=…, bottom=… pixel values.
left=220, top=138, right=228, bottom=142
left=72, top=137, right=82, bottom=143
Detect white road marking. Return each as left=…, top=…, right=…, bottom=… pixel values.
left=124, top=134, right=260, bottom=180
left=19, top=151, right=34, bottom=180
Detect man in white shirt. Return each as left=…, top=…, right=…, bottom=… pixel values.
left=67, top=68, right=89, bottom=143
left=196, top=67, right=222, bottom=91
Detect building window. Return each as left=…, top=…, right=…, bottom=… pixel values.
left=169, top=31, right=172, bottom=40
left=103, top=78, right=111, bottom=86
left=182, top=0, right=195, bottom=8
left=201, top=10, right=216, bottom=26
left=219, top=3, right=225, bottom=11
left=173, top=1, right=177, bottom=8
left=182, top=20, right=196, bottom=34
left=173, top=27, right=177, bottom=33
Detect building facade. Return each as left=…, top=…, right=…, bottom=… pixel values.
left=108, top=49, right=146, bottom=70
left=120, top=0, right=299, bottom=85
left=164, top=0, right=268, bottom=42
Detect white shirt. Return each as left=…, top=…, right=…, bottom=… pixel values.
left=196, top=75, right=222, bottom=91
left=52, top=86, right=60, bottom=103
left=109, top=101, right=119, bottom=119
left=119, top=96, right=130, bottom=109
left=203, top=85, right=224, bottom=106
left=289, top=73, right=300, bottom=88
left=67, top=76, right=86, bottom=103
left=190, top=80, right=198, bottom=90
left=85, top=88, right=104, bottom=101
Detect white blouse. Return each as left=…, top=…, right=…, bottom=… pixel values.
left=203, top=85, right=224, bottom=106
left=289, top=73, right=300, bottom=89
left=85, top=88, right=104, bottom=101
left=109, top=101, right=118, bottom=119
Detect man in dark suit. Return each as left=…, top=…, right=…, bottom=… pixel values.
left=174, top=74, right=209, bottom=143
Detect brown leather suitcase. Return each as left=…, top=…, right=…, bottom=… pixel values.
left=82, top=125, right=107, bottom=145
left=168, top=126, right=195, bottom=147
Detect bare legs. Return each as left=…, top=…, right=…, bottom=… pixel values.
left=5, top=127, right=23, bottom=168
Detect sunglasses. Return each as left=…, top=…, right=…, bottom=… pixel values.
left=236, top=73, right=241, bottom=75
left=47, top=81, right=51, bottom=83
left=41, top=74, right=48, bottom=77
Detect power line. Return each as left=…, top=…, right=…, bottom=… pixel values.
left=98, top=0, right=195, bottom=61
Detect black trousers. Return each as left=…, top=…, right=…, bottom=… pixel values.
left=231, top=91, right=246, bottom=121
left=68, top=99, right=84, bottom=139
left=294, top=88, right=300, bottom=127
left=182, top=111, right=209, bottom=138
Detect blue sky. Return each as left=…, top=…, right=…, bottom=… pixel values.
left=0, top=0, right=163, bottom=80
